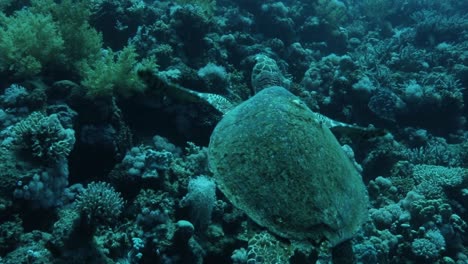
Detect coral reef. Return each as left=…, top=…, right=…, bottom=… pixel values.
left=0, top=0, right=466, bottom=263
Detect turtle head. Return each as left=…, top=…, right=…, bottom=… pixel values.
left=251, top=54, right=290, bottom=93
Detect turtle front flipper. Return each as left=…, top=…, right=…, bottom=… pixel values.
left=314, top=112, right=388, bottom=140
left=137, top=68, right=202, bottom=102
left=138, top=68, right=234, bottom=115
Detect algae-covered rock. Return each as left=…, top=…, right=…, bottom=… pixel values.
left=208, top=86, right=368, bottom=246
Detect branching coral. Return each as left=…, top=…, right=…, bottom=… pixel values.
left=75, top=181, right=124, bottom=225
left=12, top=112, right=75, bottom=163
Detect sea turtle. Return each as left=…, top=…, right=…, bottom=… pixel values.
left=138, top=55, right=383, bottom=246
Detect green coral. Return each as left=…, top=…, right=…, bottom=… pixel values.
left=80, top=45, right=157, bottom=97
left=0, top=0, right=102, bottom=78
left=32, top=0, right=102, bottom=68
left=0, top=0, right=155, bottom=98
left=0, top=9, right=65, bottom=77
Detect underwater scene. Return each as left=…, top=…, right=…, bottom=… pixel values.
left=0, top=0, right=467, bottom=263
